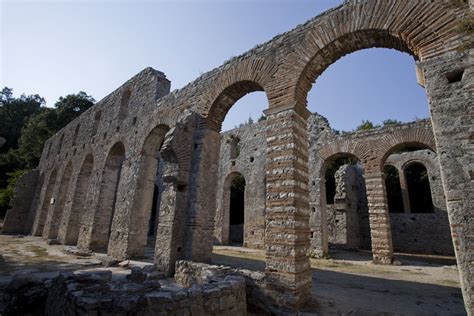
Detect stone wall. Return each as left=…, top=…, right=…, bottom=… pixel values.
left=2, top=169, right=39, bottom=235
left=214, top=122, right=267, bottom=249
left=385, top=150, right=454, bottom=256
left=326, top=164, right=366, bottom=250
left=3, top=0, right=471, bottom=311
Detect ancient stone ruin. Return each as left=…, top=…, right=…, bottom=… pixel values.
left=2, top=0, right=473, bottom=314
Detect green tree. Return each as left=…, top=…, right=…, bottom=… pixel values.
left=0, top=90, right=95, bottom=216
left=16, top=109, right=58, bottom=168
left=54, top=91, right=95, bottom=129
left=0, top=169, right=29, bottom=217
left=0, top=87, right=45, bottom=153
left=356, top=120, right=380, bottom=131
left=383, top=119, right=402, bottom=126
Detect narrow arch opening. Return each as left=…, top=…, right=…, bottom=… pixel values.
left=322, top=154, right=369, bottom=251
left=33, top=169, right=57, bottom=236
left=229, top=173, right=245, bottom=245
left=72, top=124, right=80, bottom=147
left=130, top=125, right=169, bottom=259
left=118, top=89, right=131, bottom=121
left=48, top=162, right=73, bottom=239
left=405, top=162, right=434, bottom=213
left=91, top=110, right=101, bottom=137
left=64, top=154, right=94, bottom=245
left=90, top=142, right=125, bottom=253
left=383, top=165, right=404, bottom=214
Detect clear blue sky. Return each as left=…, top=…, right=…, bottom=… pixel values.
left=1, top=0, right=429, bottom=132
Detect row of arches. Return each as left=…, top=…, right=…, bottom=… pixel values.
left=32, top=124, right=172, bottom=262
left=21, top=0, right=471, bottom=310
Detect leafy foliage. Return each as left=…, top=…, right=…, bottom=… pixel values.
left=356, top=120, right=381, bottom=131
left=0, top=88, right=95, bottom=217
left=0, top=169, right=29, bottom=217
left=0, top=87, right=45, bottom=153
left=382, top=119, right=402, bottom=126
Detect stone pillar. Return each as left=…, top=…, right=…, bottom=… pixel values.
left=183, top=127, right=220, bottom=262
left=364, top=172, right=393, bottom=264
left=420, top=51, right=473, bottom=315
left=154, top=173, right=186, bottom=276
left=264, top=106, right=311, bottom=309
left=398, top=167, right=411, bottom=213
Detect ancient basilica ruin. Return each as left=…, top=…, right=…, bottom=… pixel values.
left=2, top=0, right=473, bottom=314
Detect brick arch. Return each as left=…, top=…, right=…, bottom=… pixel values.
left=278, top=0, right=468, bottom=107
left=400, top=155, right=438, bottom=175
left=200, top=58, right=278, bottom=131
left=317, top=139, right=371, bottom=164
left=377, top=128, right=437, bottom=169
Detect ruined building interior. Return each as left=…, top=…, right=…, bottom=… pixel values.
left=0, top=0, right=473, bottom=314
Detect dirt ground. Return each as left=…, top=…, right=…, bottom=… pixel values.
left=0, top=235, right=466, bottom=315
left=211, top=246, right=466, bottom=315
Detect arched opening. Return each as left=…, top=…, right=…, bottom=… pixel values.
left=383, top=165, right=404, bottom=214
left=72, top=124, right=80, bottom=146
left=129, top=125, right=169, bottom=258
left=57, top=133, right=64, bottom=155
left=90, top=142, right=125, bottom=252
left=209, top=81, right=268, bottom=253
left=321, top=154, right=370, bottom=252
left=229, top=173, right=245, bottom=245
left=229, top=136, right=241, bottom=159
left=47, top=162, right=73, bottom=239
left=118, top=89, right=131, bottom=121
left=383, top=148, right=453, bottom=256
left=63, top=154, right=94, bottom=245
left=33, top=169, right=57, bottom=236
left=405, top=162, right=434, bottom=213
left=91, top=110, right=101, bottom=137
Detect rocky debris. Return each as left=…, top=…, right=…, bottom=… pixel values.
left=61, top=246, right=93, bottom=257
left=98, top=256, right=120, bottom=267
left=2, top=274, right=50, bottom=315
left=46, top=239, right=60, bottom=245
left=118, top=260, right=130, bottom=268
left=41, top=270, right=246, bottom=315
left=126, top=267, right=146, bottom=283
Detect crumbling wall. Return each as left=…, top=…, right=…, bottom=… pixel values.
left=2, top=169, right=40, bottom=235
left=385, top=150, right=453, bottom=256
left=327, top=164, right=362, bottom=249
left=214, top=122, right=267, bottom=249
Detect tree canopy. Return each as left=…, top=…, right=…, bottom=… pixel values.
left=0, top=88, right=95, bottom=217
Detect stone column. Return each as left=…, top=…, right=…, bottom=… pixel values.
left=364, top=172, right=393, bottom=264
left=154, top=172, right=186, bottom=276
left=398, top=166, right=411, bottom=213
left=264, top=106, right=311, bottom=309
left=183, top=127, right=220, bottom=262
left=420, top=51, right=473, bottom=315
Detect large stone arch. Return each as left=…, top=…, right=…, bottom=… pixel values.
left=43, top=161, right=73, bottom=240
left=60, top=154, right=94, bottom=245
left=32, top=169, right=57, bottom=236
left=89, top=141, right=126, bottom=252
left=126, top=124, right=170, bottom=258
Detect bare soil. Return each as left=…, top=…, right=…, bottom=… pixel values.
left=0, top=236, right=466, bottom=315
left=212, top=245, right=466, bottom=315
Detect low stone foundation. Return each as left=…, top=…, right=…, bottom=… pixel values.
left=3, top=266, right=247, bottom=315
